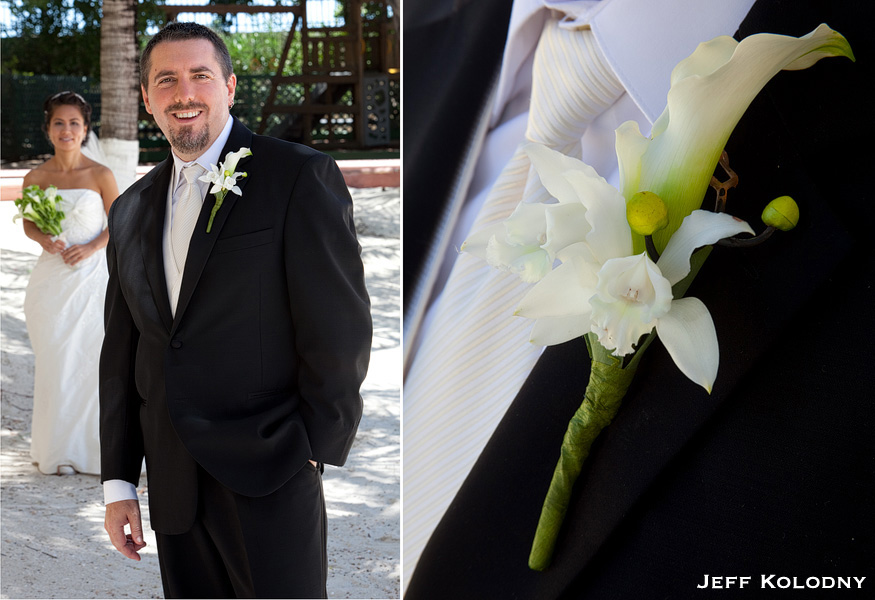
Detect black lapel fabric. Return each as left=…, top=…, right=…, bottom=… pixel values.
left=139, top=158, right=174, bottom=332
left=405, top=2, right=875, bottom=598
left=402, top=0, right=513, bottom=313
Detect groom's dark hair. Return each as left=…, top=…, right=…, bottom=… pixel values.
left=140, top=22, right=234, bottom=89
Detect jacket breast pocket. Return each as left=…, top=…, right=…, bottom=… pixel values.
left=213, top=228, right=273, bottom=254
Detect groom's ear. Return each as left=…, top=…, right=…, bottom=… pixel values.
left=142, top=85, right=153, bottom=115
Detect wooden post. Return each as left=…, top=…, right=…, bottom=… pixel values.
left=258, top=13, right=301, bottom=134
left=301, top=1, right=312, bottom=146
left=351, top=0, right=365, bottom=148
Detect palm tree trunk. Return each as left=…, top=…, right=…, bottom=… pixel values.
left=99, top=0, right=139, bottom=192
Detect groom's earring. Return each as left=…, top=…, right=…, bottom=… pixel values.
left=229, top=99, right=235, bottom=109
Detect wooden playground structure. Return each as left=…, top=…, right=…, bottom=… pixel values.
left=164, top=1, right=399, bottom=150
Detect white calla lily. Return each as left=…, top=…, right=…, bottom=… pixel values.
left=622, top=24, right=853, bottom=252
left=460, top=25, right=851, bottom=392
left=466, top=26, right=851, bottom=272
left=222, top=146, right=252, bottom=174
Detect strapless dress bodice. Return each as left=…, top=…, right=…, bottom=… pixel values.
left=57, top=188, right=106, bottom=246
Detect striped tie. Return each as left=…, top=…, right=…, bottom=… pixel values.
left=403, top=19, right=625, bottom=585
left=169, top=163, right=205, bottom=315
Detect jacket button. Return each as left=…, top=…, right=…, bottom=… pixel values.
left=170, top=340, right=182, bottom=349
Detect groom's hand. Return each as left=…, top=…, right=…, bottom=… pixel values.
left=105, top=499, right=147, bottom=561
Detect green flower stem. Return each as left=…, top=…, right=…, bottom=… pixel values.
left=526, top=246, right=706, bottom=573
left=528, top=347, right=639, bottom=571
left=206, top=192, right=226, bottom=233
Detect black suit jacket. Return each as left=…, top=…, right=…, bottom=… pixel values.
left=100, top=118, right=372, bottom=535
left=405, top=1, right=875, bottom=597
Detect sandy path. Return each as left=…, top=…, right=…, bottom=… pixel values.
left=0, top=187, right=400, bottom=599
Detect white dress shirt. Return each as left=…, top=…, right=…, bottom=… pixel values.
left=403, top=0, right=755, bottom=586
left=103, top=116, right=234, bottom=505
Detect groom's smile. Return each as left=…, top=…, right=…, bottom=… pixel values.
left=173, top=110, right=202, bottom=121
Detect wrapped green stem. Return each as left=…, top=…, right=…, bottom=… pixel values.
left=528, top=354, right=638, bottom=571
left=206, top=192, right=226, bottom=233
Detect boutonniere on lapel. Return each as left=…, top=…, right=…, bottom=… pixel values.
left=462, top=24, right=853, bottom=571
left=199, top=146, right=252, bottom=233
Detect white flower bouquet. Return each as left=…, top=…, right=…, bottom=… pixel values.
left=13, top=184, right=65, bottom=237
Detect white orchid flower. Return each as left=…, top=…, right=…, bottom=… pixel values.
left=462, top=185, right=589, bottom=283
left=201, top=166, right=246, bottom=196
left=516, top=145, right=753, bottom=392
left=199, top=164, right=224, bottom=191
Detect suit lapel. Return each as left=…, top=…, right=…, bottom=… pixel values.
left=140, top=158, right=174, bottom=332
left=171, top=119, right=254, bottom=332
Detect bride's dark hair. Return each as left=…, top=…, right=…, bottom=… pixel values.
left=42, top=91, right=92, bottom=144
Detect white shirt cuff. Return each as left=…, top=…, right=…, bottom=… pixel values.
left=103, top=479, right=138, bottom=505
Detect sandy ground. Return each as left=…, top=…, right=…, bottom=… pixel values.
left=0, top=187, right=401, bottom=599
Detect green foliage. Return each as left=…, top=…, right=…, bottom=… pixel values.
left=360, top=1, right=395, bottom=22
left=222, top=30, right=302, bottom=76
left=2, top=0, right=164, bottom=77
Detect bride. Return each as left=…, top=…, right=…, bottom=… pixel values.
left=21, top=91, right=119, bottom=476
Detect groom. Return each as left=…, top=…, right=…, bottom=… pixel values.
left=99, top=22, right=371, bottom=598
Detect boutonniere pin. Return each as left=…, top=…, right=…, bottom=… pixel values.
left=462, top=24, right=853, bottom=571
left=200, top=146, right=252, bottom=232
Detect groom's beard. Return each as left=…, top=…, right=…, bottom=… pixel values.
left=164, top=102, right=211, bottom=155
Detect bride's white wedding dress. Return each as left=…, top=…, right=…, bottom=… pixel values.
left=24, top=188, right=107, bottom=475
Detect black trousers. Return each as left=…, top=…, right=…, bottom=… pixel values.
left=155, top=462, right=327, bottom=599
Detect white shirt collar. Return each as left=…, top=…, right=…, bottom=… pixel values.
left=590, top=0, right=756, bottom=123
left=492, top=0, right=755, bottom=126
left=171, top=115, right=234, bottom=190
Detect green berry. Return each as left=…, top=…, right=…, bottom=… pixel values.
left=626, top=191, right=669, bottom=236
left=761, top=196, right=799, bottom=231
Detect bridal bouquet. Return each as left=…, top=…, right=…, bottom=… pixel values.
left=462, top=24, right=853, bottom=570
left=13, top=184, right=64, bottom=236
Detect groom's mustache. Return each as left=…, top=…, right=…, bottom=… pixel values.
left=164, top=102, right=210, bottom=116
